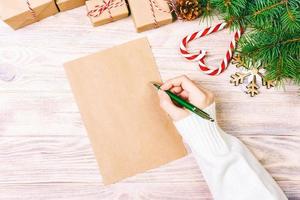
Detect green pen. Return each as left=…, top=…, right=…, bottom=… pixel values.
left=152, top=83, right=214, bottom=122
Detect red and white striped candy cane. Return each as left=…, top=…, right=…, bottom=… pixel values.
left=180, top=22, right=243, bottom=76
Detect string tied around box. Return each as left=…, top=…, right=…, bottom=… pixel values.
left=180, top=22, right=244, bottom=75
left=148, top=0, right=184, bottom=28
left=87, top=0, right=180, bottom=28
left=87, top=0, right=125, bottom=21
left=25, top=0, right=37, bottom=20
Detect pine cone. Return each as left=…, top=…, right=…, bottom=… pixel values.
left=177, top=0, right=200, bottom=20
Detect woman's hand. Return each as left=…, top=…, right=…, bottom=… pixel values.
left=157, top=75, right=214, bottom=121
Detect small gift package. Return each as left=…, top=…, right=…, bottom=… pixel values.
left=64, top=38, right=187, bottom=184
left=86, top=0, right=129, bottom=27
left=56, top=0, right=86, bottom=11
left=127, top=0, right=173, bottom=32
left=0, top=0, right=58, bottom=30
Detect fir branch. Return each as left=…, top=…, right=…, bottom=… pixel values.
left=241, top=36, right=300, bottom=57
left=253, top=0, right=287, bottom=16
left=198, top=0, right=300, bottom=84
left=282, top=37, right=300, bottom=44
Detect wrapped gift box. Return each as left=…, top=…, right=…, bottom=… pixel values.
left=56, top=0, right=86, bottom=11
left=127, top=0, right=173, bottom=32
left=86, top=0, right=128, bottom=27
left=0, top=0, right=58, bottom=30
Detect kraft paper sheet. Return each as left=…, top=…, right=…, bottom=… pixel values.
left=64, top=37, right=187, bottom=184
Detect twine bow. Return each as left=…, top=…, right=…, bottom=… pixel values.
left=87, top=0, right=181, bottom=29
left=87, top=0, right=125, bottom=21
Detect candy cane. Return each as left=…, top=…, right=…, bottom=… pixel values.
left=180, top=22, right=243, bottom=76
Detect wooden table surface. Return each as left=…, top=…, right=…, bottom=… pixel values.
left=0, top=6, right=299, bottom=200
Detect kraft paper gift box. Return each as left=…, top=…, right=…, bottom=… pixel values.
left=127, top=0, right=173, bottom=32
left=64, top=37, right=187, bottom=184
left=56, top=0, right=86, bottom=11
left=86, top=0, right=129, bottom=27
left=0, top=0, right=58, bottom=30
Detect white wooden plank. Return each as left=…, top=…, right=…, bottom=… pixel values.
left=0, top=136, right=299, bottom=184
left=1, top=92, right=298, bottom=136
left=0, top=182, right=299, bottom=200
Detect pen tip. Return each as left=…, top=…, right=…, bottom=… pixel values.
left=150, top=82, right=161, bottom=90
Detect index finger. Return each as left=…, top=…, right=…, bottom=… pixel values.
left=161, top=75, right=201, bottom=94
left=160, top=75, right=189, bottom=90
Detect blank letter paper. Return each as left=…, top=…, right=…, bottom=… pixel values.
left=64, top=37, right=187, bottom=184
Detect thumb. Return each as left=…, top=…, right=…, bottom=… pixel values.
left=157, top=90, right=189, bottom=121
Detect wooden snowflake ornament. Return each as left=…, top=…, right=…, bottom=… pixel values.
left=230, top=54, right=275, bottom=97
left=246, top=75, right=259, bottom=97
left=262, top=77, right=275, bottom=89
left=231, top=54, right=245, bottom=68
left=230, top=72, right=249, bottom=86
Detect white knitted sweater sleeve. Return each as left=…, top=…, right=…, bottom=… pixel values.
left=174, top=103, right=288, bottom=200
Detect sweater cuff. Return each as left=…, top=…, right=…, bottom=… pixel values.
left=174, top=103, right=229, bottom=156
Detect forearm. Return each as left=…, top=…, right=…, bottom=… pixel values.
left=174, top=103, right=287, bottom=200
